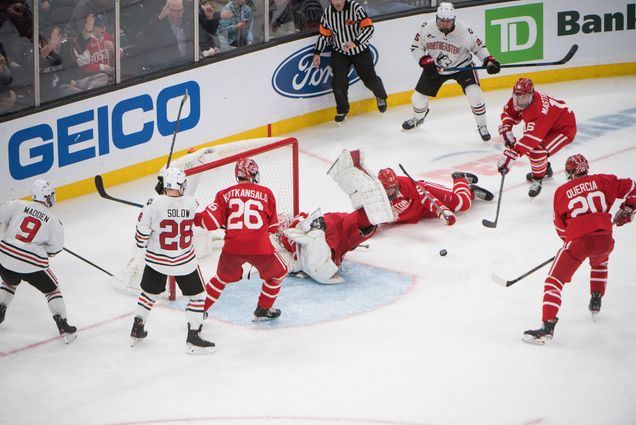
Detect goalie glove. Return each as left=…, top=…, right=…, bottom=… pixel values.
left=498, top=123, right=516, bottom=148
left=613, top=203, right=635, bottom=226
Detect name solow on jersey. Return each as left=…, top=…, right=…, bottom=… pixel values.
left=6, top=81, right=201, bottom=181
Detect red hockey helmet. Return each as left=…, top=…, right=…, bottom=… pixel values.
left=235, top=157, right=260, bottom=183
left=512, top=78, right=534, bottom=110
left=565, top=154, right=589, bottom=180
left=378, top=168, right=399, bottom=199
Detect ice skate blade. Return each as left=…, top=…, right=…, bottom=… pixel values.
left=63, top=333, right=77, bottom=344
left=186, top=344, right=215, bottom=354
left=521, top=334, right=552, bottom=345
left=252, top=315, right=279, bottom=323
left=130, top=337, right=145, bottom=348
left=591, top=311, right=599, bottom=322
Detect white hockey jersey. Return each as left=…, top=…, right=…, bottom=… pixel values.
left=0, top=200, right=64, bottom=273
left=135, top=195, right=199, bottom=276
left=410, top=19, right=491, bottom=75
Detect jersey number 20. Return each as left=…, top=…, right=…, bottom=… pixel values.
left=568, top=191, right=608, bottom=218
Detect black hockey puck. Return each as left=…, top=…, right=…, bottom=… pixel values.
left=439, top=249, right=447, bottom=256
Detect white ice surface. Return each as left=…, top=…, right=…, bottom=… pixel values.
left=1, top=76, right=636, bottom=425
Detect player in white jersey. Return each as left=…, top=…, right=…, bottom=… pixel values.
left=130, top=167, right=214, bottom=354
left=402, top=2, right=500, bottom=142
left=0, top=180, right=77, bottom=343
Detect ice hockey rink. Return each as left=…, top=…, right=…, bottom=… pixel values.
left=1, top=75, right=636, bottom=425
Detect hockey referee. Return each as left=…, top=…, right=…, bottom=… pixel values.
left=312, top=0, right=387, bottom=123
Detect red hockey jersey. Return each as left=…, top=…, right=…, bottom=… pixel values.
left=501, top=91, right=576, bottom=156
left=324, top=210, right=375, bottom=266
left=553, top=174, right=636, bottom=242
left=390, top=176, right=445, bottom=224
left=196, top=183, right=279, bottom=255
left=73, top=32, right=115, bottom=74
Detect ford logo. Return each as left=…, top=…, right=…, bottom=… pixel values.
left=272, top=44, right=379, bottom=99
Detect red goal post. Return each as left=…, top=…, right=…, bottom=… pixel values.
left=110, top=137, right=299, bottom=300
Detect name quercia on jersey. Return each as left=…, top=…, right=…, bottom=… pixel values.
left=566, top=181, right=599, bottom=199
left=222, top=188, right=269, bottom=203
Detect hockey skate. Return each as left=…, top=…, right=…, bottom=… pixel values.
left=477, top=125, right=491, bottom=142
left=522, top=318, right=558, bottom=345
left=186, top=324, right=215, bottom=354
left=402, top=109, right=429, bottom=130
left=451, top=172, right=478, bottom=184
left=376, top=97, right=387, bottom=113
left=334, top=113, right=347, bottom=123
left=0, top=304, right=6, bottom=324
left=528, top=179, right=543, bottom=198
left=53, top=314, right=77, bottom=344
left=589, top=292, right=602, bottom=319
left=526, top=162, right=553, bottom=182
left=470, top=184, right=494, bottom=201
left=253, top=306, right=281, bottom=322
left=130, top=316, right=148, bottom=346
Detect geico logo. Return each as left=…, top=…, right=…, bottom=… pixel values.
left=558, top=4, right=635, bottom=35
left=8, top=80, right=200, bottom=181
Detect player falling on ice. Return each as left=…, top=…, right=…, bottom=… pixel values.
left=377, top=168, right=494, bottom=226
left=0, top=180, right=77, bottom=344
left=522, top=154, right=636, bottom=345
left=195, top=157, right=288, bottom=321
left=496, top=77, right=577, bottom=197
left=130, top=167, right=214, bottom=353
left=402, top=1, right=500, bottom=141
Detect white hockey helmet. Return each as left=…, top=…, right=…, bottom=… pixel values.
left=436, top=2, right=456, bottom=33
left=31, top=179, right=56, bottom=207
left=163, top=167, right=187, bottom=195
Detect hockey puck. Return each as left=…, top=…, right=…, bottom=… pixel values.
left=439, top=249, right=447, bottom=256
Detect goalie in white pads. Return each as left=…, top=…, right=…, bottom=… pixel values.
left=0, top=180, right=77, bottom=344
left=131, top=167, right=214, bottom=354
left=402, top=2, right=500, bottom=141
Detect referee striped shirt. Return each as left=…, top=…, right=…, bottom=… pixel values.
left=313, top=0, right=375, bottom=56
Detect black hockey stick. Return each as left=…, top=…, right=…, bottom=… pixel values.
left=482, top=173, right=505, bottom=228
left=155, top=90, right=189, bottom=194
left=442, top=44, right=579, bottom=72
left=94, top=175, right=144, bottom=208
left=491, top=256, right=555, bottom=287
left=399, top=164, right=453, bottom=225
left=63, top=247, right=114, bottom=276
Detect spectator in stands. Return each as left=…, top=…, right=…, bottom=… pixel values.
left=218, top=0, right=253, bottom=50
left=0, top=43, right=16, bottom=113
left=65, top=13, right=116, bottom=94
left=64, top=0, right=114, bottom=41
left=132, top=0, right=193, bottom=73
left=293, top=0, right=322, bottom=32
left=199, top=0, right=224, bottom=58
left=270, top=0, right=295, bottom=36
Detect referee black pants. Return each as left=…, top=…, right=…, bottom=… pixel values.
left=331, top=49, right=387, bottom=115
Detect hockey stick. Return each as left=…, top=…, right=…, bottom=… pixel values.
left=94, top=175, right=144, bottom=208
left=442, top=44, right=578, bottom=72
left=398, top=164, right=453, bottom=225
left=491, top=256, right=555, bottom=287
left=482, top=173, right=505, bottom=228
left=63, top=247, right=114, bottom=276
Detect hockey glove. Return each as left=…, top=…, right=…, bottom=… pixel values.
left=419, top=55, right=437, bottom=78
left=497, top=148, right=519, bottom=175
left=498, top=123, right=516, bottom=148
left=437, top=205, right=456, bottom=226
left=154, top=176, right=164, bottom=195
left=483, top=56, right=500, bottom=74
left=613, top=203, right=635, bottom=226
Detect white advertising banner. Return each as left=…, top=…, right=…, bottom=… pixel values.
left=1, top=0, right=634, bottom=200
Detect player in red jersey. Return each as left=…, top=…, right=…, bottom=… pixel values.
left=194, top=158, right=288, bottom=321
left=376, top=168, right=493, bottom=226
left=496, top=78, right=577, bottom=197
left=522, top=154, right=636, bottom=345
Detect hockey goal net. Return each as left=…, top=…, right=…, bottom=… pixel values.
left=111, top=137, right=299, bottom=299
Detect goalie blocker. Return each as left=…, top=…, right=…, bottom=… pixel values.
left=327, top=149, right=394, bottom=225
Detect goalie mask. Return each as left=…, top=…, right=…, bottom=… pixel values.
left=31, top=179, right=56, bottom=207
left=512, top=78, right=534, bottom=111
left=235, top=157, right=260, bottom=183
left=436, top=2, right=456, bottom=34
left=565, top=154, right=589, bottom=180
left=163, top=167, right=187, bottom=195
left=378, top=168, right=399, bottom=200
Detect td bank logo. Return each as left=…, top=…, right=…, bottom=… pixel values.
left=486, top=3, right=543, bottom=64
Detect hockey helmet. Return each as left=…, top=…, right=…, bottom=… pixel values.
left=436, top=2, right=456, bottom=33
left=565, top=154, right=589, bottom=180
left=235, top=157, right=260, bottom=183
left=378, top=168, right=399, bottom=199
left=512, top=78, right=534, bottom=110
left=31, top=179, right=56, bottom=207
left=163, top=167, right=187, bottom=195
